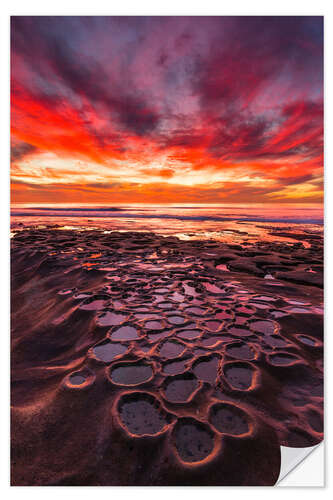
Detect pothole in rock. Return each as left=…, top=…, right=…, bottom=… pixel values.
left=110, top=325, right=140, bottom=341
left=145, top=320, right=164, bottom=330
left=249, top=302, right=270, bottom=310
left=157, top=302, right=174, bottom=310
left=236, top=305, right=256, bottom=315
left=209, top=402, right=250, bottom=435
left=162, top=358, right=190, bottom=375
left=105, top=273, right=121, bottom=280
left=216, top=264, right=229, bottom=271
left=108, top=362, right=153, bottom=386
left=92, top=339, right=128, bottom=362
left=250, top=320, right=276, bottom=335
left=96, top=310, right=127, bottom=327
left=69, top=373, right=86, bottom=385
left=73, top=292, right=93, bottom=300
left=225, top=342, right=256, bottom=360
left=176, top=329, right=202, bottom=340
left=161, top=373, right=200, bottom=403
left=135, top=313, right=160, bottom=320
left=173, top=418, right=214, bottom=463
left=223, top=362, right=256, bottom=390
left=167, top=315, right=186, bottom=325
left=189, top=299, right=206, bottom=308
left=268, top=352, right=301, bottom=366
left=58, top=288, right=76, bottom=296
left=79, top=295, right=111, bottom=311
left=65, top=368, right=95, bottom=389
left=297, top=334, right=318, bottom=347
left=148, top=330, right=172, bottom=342
left=202, top=320, right=223, bottom=332
left=154, top=295, right=165, bottom=303
left=158, top=340, right=186, bottom=359
left=202, top=282, right=224, bottom=294
left=171, top=292, right=185, bottom=302
left=254, top=295, right=276, bottom=302
left=183, top=283, right=198, bottom=296
left=228, top=326, right=252, bottom=338
left=192, top=354, right=219, bottom=384
left=288, top=307, right=313, bottom=314
left=118, top=393, right=171, bottom=436
left=285, top=299, right=311, bottom=306
left=185, top=306, right=207, bottom=316
left=215, top=309, right=233, bottom=320
left=154, top=288, right=170, bottom=294
left=234, top=315, right=248, bottom=325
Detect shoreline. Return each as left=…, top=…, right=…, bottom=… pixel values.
left=10, top=212, right=324, bottom=225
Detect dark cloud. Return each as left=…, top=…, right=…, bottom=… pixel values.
left=192, top=16, right=322, bottom=110
left=11, top=16, right=160, bottom=138
left=11, top=140, right=37, bottom=162
left=277, top=174, right=315, bottom=186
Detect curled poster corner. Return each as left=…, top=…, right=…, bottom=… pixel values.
left=277, top=442, right=324, bottom=486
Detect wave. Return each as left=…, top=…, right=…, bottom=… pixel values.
left=29, top=206, right=126, bottom=212
left=10, top=211, right=323, bottom=224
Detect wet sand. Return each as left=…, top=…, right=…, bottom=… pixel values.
left=11, top=227, right=323, bottom=485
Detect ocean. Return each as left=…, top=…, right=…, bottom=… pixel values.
left=10, top=203, right=323, bottom=245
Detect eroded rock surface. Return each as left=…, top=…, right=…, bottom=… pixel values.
left=11, top=228, right=323, bottom=485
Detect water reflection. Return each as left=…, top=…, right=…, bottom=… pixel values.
left=11, top=203, right=323, bottom=246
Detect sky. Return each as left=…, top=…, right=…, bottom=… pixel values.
left=11, top=16, right=323, bottom=204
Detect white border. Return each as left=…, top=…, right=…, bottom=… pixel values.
left=1, top=0, right=331, bottom=496
left=278, top=443, right=325, bottom=486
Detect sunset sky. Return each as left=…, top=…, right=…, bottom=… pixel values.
left=11, top=16, right=323, bottom=204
